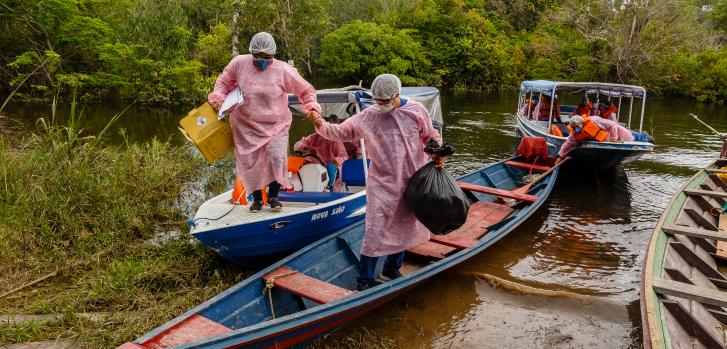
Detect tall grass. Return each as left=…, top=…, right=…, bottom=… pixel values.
left=0, top=97, right=239, bottom=347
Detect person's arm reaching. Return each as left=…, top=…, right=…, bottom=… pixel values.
left=415, top=105, right=444, bottom=168
left=308, top=113, right=362, bottom=143
left=284, top=65, right=321, bottom=114
left=208, top=58, right=240, bottom=110
left=558, top=135, right=577, bottom=158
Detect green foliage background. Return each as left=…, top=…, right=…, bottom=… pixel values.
left=3, top=0, right=727, bottom=104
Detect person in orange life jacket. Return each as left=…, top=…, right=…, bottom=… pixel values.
left=533, top=94, right=561, bottom=122
left=598, top=100, right=618, bottom=121
left=555, top=114, right=635, bottom=164
left=569, top=97, right=592, bottom=117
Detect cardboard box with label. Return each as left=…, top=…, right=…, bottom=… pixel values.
left=179, top=103, right=234, bottom=164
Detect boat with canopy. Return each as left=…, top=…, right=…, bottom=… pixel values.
left=516, top=80, right=654, bottom=170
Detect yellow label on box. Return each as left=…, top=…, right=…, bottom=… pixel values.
left=179, top=103, right=234, bottom=164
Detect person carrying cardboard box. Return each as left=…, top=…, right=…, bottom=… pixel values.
left=208, top=32, right=321, bottom=212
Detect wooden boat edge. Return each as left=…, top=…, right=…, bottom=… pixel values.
left=641, top=161, right=716, bottom=349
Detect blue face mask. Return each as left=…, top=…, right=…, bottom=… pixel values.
left=253, top=57, right=272, bottom=71
left=574, top=127, right=583, bottom=133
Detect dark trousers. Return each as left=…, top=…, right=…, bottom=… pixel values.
left=357, top=251, right=405, bottom=283
left=252, top=181, right=281, bottom=202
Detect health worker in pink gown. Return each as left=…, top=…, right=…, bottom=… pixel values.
left=307, top=74, right=444, bottom=290
left=208, top=32, right=321, bottom=213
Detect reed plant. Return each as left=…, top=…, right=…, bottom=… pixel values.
left=0, top=96, right=240, bottom=347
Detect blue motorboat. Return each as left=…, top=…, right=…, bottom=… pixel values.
left=516, top=80, right=654, bottom=170
left=118, top=153, right=561, bottom=349
left=190, top=87, right=444, bottom=266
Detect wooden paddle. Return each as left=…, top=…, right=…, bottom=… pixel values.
left=513, top=157, right=570, bottom=194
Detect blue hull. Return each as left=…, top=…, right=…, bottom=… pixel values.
left=192, top=194, right=367, bottom=265
left=517, top=116, right=653, bottom=170
left=126, top=156, right=560, bottom=349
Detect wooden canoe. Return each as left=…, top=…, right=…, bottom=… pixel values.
left=642, top=159, right=727, bottom=349
left=118, top=155, right=561, bottom=349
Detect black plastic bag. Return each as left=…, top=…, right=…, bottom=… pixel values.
left=404, top=162, right=470, bottom=235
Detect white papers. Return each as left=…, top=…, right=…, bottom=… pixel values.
left=218, top=87, right=244, bottom=119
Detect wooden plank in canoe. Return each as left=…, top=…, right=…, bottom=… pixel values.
left=407, top=241, right=456, bottom=260
left=141, top=314, right=231, bottom=349
left=262, top=267, right=355, bottom=304
left=685, top=189, right=727, bottom=199
left=663, top=224, right=727, bottom=242
left=429, top=201, right=514, bottom=249
left=684, top=207, right=718, bottom=231
left=661, top=300, right=724, bottom=349
left=653, top=278, right=727, bottom=308
left=717, top=215, right=727, bottom=262
left=670, top=242, right=726, bottom=281
left=504, top=161, right=550, bottom=172
left=458, top=182, right=538, bottom=203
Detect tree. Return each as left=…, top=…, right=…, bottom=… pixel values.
left=317, top=20, right=432, bottom=85
left=532, top=0, right=717, bottom=89
left=391, top=0, right=522, bottom=91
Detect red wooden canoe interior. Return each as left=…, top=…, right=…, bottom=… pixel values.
left=119, top=314, right=232, bottom=349
left=504, top=160, right=551, bottom=172
left=458, top=182, right=539, bottom=203
left=407, top=201, right=514, bottom=259
left=262, top=266, right=357, bottom=304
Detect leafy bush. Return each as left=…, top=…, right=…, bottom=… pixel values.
left=318, top=20, right=432, bottom=86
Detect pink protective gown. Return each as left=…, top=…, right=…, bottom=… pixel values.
left=316, top=102, right=440, bottom=257
left=294, top=133, right=348, bottom=189
left=208, top=55, right=321, bottom=192
left=558, top=116, right=635, bottom=157
left=293, top=134, right=348, bottom=166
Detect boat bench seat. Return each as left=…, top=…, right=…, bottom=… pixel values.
left=134, top=314, right=231, bottom=349
left=277, top=191, right=352, bottom=204
left=505, top=161, right=551, bottom=172
left=263, top=266, right=356, bottom=304
left=408, top=201, right=514, bottom=259
left=458, top=182, right=538, bottom=203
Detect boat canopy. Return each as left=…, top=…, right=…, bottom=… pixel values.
left=518, top=80, right=647, bottom=131
left=520, top=80, right=646, bottom=98
left=288, top=86, right=443, bottom=127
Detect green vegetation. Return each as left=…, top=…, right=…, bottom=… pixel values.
left=0, top=99, right=241, bottom=347
left=4, top=0, right=727, bottom=103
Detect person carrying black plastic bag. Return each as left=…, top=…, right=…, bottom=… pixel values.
left=307, top=74, right=444, bottom=291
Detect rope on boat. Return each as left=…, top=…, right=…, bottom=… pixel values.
left=262, top=271, right=298, bottom=320
left=188, top=203, right=238, bottom=227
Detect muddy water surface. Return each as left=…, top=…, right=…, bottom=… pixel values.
left=6, top=93, right=727, bottom=348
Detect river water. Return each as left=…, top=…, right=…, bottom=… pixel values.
left=5, top=93, right=727, bottom=348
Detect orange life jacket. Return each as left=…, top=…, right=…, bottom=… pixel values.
left=567, top=115, right=608, bottom=142
left=549, top=124, right=563, bottom=137
left=574, top=102, right=592, bottom=117
left=601, top=105, right=618, bottom=119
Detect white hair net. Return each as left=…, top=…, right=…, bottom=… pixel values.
left=569, top=115, right=584, bottom=126
left=371, top=74, right=401, bottom=100
left=249, top=32, right=276, bottom=55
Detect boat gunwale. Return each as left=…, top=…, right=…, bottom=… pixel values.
left=190, top=189, right=367, bottom=235
left=641, top=160, right=719, bottom=349
left=134, top=157, right=559, bottom=348
left=516, top=114, right=655, bottom=150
